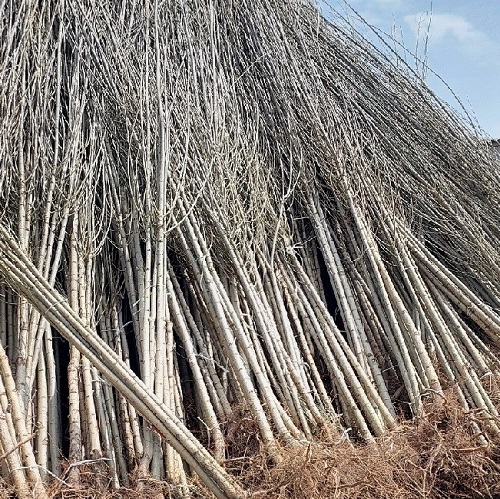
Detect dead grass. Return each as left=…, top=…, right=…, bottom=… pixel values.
left=1, top=391, right=499, bottom=498
left=198, top=390, right=500, bottom=498
left=242, top=402, right=500, bottom=498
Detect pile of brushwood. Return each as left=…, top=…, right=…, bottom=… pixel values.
left=0, top=1, right=499, bottom=498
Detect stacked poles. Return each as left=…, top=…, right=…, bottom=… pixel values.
left=0, top=0, right=499, bottom=497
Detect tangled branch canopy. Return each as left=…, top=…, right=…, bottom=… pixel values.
left=0, top=1, right=499, bottom=498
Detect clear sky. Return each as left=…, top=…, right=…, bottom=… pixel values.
left=324, top=0, right=500, bottom=138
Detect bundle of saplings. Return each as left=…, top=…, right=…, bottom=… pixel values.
left=0, top=1, right=499, bottom=498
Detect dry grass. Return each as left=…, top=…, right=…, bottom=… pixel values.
left=0, top=479, right=13, bottom=498
left=1, top=391, right=499, bottom=499
left=198, top=391, right=500, bottom=498
left=245, top=415, right=499, bottom=497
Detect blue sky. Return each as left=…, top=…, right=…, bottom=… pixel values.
left=323, top=0, right=500, bottom=138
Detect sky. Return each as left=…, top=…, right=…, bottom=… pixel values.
left=323, top=0, right=500, bottom=138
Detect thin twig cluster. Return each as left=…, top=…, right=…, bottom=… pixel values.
left=0, top=1, right=499, bottom=498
